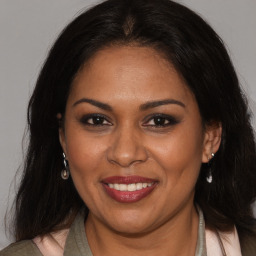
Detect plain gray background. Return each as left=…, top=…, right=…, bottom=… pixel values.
left=0, top=0, right=255, bottom=249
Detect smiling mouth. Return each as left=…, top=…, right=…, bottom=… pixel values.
left=101, top=176, right=158, bottom=203
left=107, top=182, right=154, bottom=191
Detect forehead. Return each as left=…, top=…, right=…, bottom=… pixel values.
left=68, top=45, right=194, bottom=107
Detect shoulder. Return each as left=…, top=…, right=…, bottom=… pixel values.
left=0, top=240, right=42, bottom=256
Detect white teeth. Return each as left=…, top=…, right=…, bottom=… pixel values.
left=119, top=184, right=127, bottom=191
left=136, top=183, right=143, bottom=190
left=114, top=184, right=120, bottom=190
left=108, top=182, right=154, bottom=191
left=128, top=183, right=136, bottom=191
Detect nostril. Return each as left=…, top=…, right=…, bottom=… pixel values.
left=106, top=145, right=148, bottom=167
left=106, top=130, right=148, bottom=167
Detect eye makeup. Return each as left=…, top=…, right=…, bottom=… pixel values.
left=142, top=113, right=180, bottom=128
left=78, top=112, right=180, bottom=132
left=79, top=113, right=112, bottom=126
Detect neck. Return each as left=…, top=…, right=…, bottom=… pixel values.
left=85, top=202, right=199, bottom=256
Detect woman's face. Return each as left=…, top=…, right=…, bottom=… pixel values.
left=60, top=46, right=216, bottom=234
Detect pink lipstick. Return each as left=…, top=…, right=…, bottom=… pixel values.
left=101, top=176, right=158, bottom=203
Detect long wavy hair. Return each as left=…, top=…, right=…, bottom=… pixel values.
left=14, top=0, right=256, bottom=242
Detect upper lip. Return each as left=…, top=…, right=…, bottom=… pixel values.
left=101, top=175, right=157, bottom=184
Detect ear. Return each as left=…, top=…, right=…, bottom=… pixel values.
left=57, top=113, right=67, bottom=155
left=202, top=121, right=222, bottom=163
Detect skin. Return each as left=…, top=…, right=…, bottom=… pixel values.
left=59, top=46, right=222, bottom=256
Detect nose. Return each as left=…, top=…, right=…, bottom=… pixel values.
left=107, top=127, right=148, bottom=167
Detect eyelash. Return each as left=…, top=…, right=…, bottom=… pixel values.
left=79, top=113, right=179, bottom=128
left=79, top=114, right=112, bottom=126
left=143, top=114, right=179, bottom=128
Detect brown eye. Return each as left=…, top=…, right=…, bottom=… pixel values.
left=151, top=117, right=169, bottom=126
left=143, top=114, right=179, bottom=127
left=88, top=116, right=106, bottom=125
left=80, top=114, right=112, bottom=126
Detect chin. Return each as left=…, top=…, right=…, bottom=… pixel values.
left=104, top=213, right=157, bottom=235
left=110, top=222, right=153, bottom=236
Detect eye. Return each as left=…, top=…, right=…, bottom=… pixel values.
left=148, top=117, right=169, bottom=126
left=143, top=114, right=179, bottom=127
left=80, top=114, right=112, bottom=126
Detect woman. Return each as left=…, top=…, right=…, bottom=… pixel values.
left=1, top=0, right=256, bottom=255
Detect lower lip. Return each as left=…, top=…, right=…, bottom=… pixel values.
left=102, top=183, right=157, bottom=203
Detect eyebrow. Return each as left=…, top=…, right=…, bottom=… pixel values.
left=72, top=98, right=185, bottom=111
left=73, top=98, right=113, bottom=111
left=139, top=99, right=185, bottom=110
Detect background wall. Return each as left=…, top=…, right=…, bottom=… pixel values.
left=0, top=0, right=255, bottom=249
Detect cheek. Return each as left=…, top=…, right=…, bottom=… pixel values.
left=149, top=124, right=204, bottom=185
left=64, top=127, right=110, bottom=208
left=64, top=127, right=108, bottom=181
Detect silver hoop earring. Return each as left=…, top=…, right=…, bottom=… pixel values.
left=61, top=152, right=70, bottom=180
left=206, top=153, right=215, bottom=183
